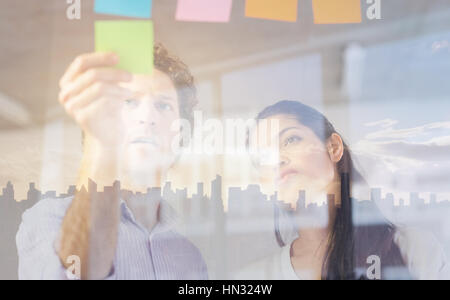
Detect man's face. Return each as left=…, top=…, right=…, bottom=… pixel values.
left=119, top=69, right=181, bottom=178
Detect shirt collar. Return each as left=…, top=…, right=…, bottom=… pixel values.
left=119, top=198, right=178, bottom=235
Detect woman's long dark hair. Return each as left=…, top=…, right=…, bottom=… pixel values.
left=256, top=100, right=408, bottom=280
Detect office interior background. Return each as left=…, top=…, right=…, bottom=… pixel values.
left=1, top=0, right=450, bottom=279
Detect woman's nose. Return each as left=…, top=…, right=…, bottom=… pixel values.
left=279, top=154, right=290, bottom=167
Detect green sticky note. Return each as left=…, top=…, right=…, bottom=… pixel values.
left=95, top=20, right=154, bottom=74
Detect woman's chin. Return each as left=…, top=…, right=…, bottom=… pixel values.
left=277, top=178, right=303, bottom=194
left=278, top=187, right=301, bottom=207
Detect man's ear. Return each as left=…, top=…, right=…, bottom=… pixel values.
left=327, top=133, right=344, bottom=163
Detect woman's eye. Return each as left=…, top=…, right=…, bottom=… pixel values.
left=125, top=99, right=139, bottom=108
left=284, top=135, right=302, bottom=147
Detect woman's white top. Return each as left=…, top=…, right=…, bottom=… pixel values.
left=234, top=227, right=450, bottom=280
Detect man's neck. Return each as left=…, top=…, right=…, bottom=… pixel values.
left=119, top=169, right=167, bottom=232
left=123, top=195, right=161, bottom=233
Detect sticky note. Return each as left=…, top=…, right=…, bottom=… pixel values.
left=245, top=0, right=298, bottom=23
left=176, top=0, right=233, bottom=23
left=312, top=0, right=362, bottom=24
left=94, top=0, right=152, bottom=19
left=95, top=21, right=154, bottom=74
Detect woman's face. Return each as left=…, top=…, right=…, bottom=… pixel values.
left=251, top=114, right=336, bottom=208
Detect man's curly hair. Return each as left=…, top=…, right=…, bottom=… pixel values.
left=154, top=43, right=198, bottom=127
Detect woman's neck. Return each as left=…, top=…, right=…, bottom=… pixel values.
left=290, top=227, right=330, bottom=280
left=289, top=178, right=341, bottom=279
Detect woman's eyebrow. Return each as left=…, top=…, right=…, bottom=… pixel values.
left=278, top=126, right=300, bottom=137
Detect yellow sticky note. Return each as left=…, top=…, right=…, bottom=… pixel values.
left=95, top=20, right=154, bottom=74
left=312, top=0, right=362, bottom=24
left=245, top=0, right=298, bottom=23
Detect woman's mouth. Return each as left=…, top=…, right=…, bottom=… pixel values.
left=277, top=169, right=299, bottom=183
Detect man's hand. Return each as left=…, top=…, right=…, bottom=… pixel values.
left=57, top=53, right=129, bottom=279
left=58, top=52, right=133, bottom=149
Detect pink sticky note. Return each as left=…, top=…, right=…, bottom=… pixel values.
left=176, top=0, right=233, bottom=23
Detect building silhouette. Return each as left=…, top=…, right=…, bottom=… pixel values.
left=1, top=179, right=450, bottom=279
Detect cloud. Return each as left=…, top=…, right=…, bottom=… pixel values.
left=363, top=122, right=450, bottom=141
left=361, top=141, right=450, bottom=162
left=352, top=120, right=450, bottom=193
left=364, top=119, right=398, bottom=128
left=354, top=151, right=450, bottom=193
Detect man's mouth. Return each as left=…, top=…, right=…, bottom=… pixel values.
left=131, top=137, right=159, bottom=147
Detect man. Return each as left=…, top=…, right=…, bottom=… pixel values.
left=16, top=44, right=208, bottom=280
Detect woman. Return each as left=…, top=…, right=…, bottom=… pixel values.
left=236, top=100, right=449, bottom=280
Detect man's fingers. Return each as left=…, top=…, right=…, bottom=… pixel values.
left=59, top=52, right=119, bottom=88
left=64, top=82, right=133, bottom=113
left=59, top=68, right=132, bottom=104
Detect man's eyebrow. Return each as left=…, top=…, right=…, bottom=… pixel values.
left=278, top=127, right=300, bottom=137
left=156, top=93, right=177, bottom=102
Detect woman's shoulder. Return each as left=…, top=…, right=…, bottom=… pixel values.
left=232, top=244, right=298, bottom=280
left=394, top=226, right=450, bottom=280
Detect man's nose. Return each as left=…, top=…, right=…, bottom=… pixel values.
left=137, top=98, right=158, bottom=126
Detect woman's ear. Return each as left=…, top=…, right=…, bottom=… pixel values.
left=327, top=133, right=344, bottom=163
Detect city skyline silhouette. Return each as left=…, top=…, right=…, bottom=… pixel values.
left=1, top=177, right=449, bottom=209
left=1, top=176, right=450, bottom=279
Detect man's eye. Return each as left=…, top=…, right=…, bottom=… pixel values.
left=155, top=101, right=174, bottom=112
left=125, top=99, right=139, bottom=108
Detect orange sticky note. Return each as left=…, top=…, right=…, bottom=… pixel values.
left=245, top=0, right=298, bottom=23
left=312, top=0, right=362, bottom=24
